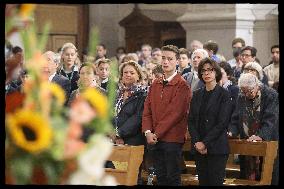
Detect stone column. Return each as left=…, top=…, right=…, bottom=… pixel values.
left=177, top=4, right=256, bottom=61
left=251, top=4, right=278, bottom=66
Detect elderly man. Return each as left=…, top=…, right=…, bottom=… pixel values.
left=43, top=51, right=71, bottom=104
left=182, top=48, right=209, bottom=92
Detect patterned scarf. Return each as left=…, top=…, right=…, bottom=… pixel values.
left=241, top=90, right=262, bottom=181
left=114, top=83, right=147, bottom=116
left=242, top=90, right=261, bottom=137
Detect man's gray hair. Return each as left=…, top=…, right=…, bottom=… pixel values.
left=238, top=73, right=262, bottom=89
left=244, top=61, right=263, bottom=80
left=191, top=48, right=209, bottom=61
left=43, top=51, right=60, bottom=64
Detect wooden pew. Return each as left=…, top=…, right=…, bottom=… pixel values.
left=181, top=139, right=278, bottom=185
left=105, top=145, right=144, bottom=186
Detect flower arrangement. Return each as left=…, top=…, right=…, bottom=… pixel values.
left=5, top=4, right=118, bottom=185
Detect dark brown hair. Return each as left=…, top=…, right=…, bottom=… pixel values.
left=198, top=57, right=222, bottom=83
left=161, top=45, right=180, bottom=59
left=179, top=48, right=191, bottom=59
left=231, top=38, right=245, bottom=47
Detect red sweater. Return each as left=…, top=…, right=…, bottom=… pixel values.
left=142, top=74, right=192, bottom=143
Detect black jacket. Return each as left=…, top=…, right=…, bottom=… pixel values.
left=188, top=85, right=231, bottom=155
left=116, top=89, right=147, bottom=146
left=59, top=68, right=80, bottom=93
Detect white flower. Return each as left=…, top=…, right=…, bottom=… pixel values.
left=100, top=175, right=118, bottom=186
left=79, top=135, right=113, bottom=176
left=69, top=134, right=116, bottom=185
left=68, top=170, right=94, bottom=185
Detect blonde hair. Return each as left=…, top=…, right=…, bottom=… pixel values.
left=119, top=60, right=144, bottom=83
left=61, top=42, right=77, bottom=54
left=60, top=42, right=78, bottom=69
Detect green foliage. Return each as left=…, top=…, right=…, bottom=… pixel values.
left=88, top=27, right=100, bottom=61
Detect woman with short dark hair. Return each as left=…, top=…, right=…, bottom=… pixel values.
left=188, top=57, right=231, bottom=186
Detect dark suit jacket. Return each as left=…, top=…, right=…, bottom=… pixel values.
left=188, top=85, right=231, bottom=155
left=52, top=74, right=71, bottom=104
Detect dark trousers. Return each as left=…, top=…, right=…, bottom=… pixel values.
left=195, top=153, right=228, bottom=186
left=153, top=141, right=183, bottom=186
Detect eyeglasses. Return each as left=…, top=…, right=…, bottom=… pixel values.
left=243, top=68, right=257, bottom=73
left=201, top=68, right=214, bottom=75
left=240, top=87, right=256, bottom=96
left=241, top=54, right=252, bottom=58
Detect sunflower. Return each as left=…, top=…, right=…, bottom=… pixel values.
left=81, top=88, right=108, bottom=118
left=40, top=82, right=66, bottom=106
left=6, top=109, right=52, bottom=154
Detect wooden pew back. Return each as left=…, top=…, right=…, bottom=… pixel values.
left=182, top=139, right=278, bottom=185
left=105, top=145, right=144, bottom=186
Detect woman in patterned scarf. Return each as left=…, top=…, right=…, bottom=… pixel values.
left=228, top=73, right=279, bottom=183
left=113, top=60, right=148, bottom=145
left=112, top=60, right=148, bottom=184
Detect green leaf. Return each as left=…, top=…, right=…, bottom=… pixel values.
left=42, top=160, right=59, bottom=184
left=38, top=22, right=51, bottom=52
left=107, top=62, right=118, bottom=121
left=10, top=154, right=33, bottom=184
left=88, top=27, right=100, bottom=58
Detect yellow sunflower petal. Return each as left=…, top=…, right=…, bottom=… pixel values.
left=6, top=109, right=52, bottom=154
left=81, top=88, right=108, bottom=118
left=40, top=82, right=66, bottom=106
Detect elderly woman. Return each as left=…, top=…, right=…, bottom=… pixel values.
left=188, top=58, right=231, bottom=186
left=182, top=48, right=209, bottom=92
left=228, top=73, right=279, bottom=182
left=243, top=61, right=268, bottom=86
left=59, top=42, right=80, bottom=92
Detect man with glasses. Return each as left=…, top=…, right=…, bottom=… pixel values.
left=240, top=46, right=268, bottom=85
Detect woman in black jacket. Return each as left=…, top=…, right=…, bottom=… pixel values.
left=114, top=60, right=148, bottom=146
left=112, top=60, right=148, bottom=184
left=188, top=58, right=232, bottom=186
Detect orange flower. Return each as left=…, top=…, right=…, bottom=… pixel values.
left=19, top=4, right=36, bottom=20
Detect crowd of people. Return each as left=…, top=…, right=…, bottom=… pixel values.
left=5, top=37, right=279, bottom=185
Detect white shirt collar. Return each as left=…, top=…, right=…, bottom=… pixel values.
left=101, top=78, right=109, bottom=83
left=165, top=71, right=177, bottom=82
left=49, top=72, right=56, bottom=82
